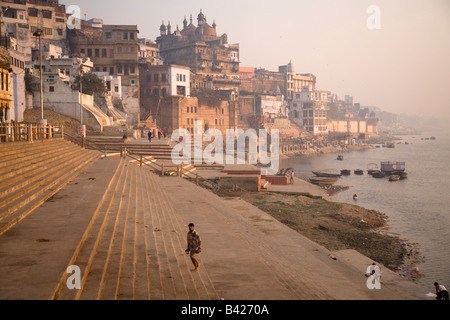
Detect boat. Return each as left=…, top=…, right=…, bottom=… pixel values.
left=389, top=175, right=400, bottom=182
left=309, top=177, right=339, bottom=185
left=367, top=163, right=379, bottom=175
left=337, top=155, right=344, bottom=161
left=354, top=169, right=364, bottom=175
left=372, top=170, right=386, bottom=178
left=340, top=169, right=351, bottom=176
left=386, top=142, right=396, bottom=148
left=312, top=170, right=342, bottom=178
left=430, top=136, right=436, bottom=140
left=400, top=172, right=408, bottom=180
left=381, top=161, right=406, bottom=174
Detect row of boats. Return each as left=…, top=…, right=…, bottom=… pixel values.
left=309, top=161, right=407, bottom=185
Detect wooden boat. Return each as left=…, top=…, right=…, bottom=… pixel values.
left=389, top=175, right=400, bottom=182
left=386, top=142, right=396, bottom=148
left=372, top=170, right=386, bottom=178
left=354, top=169, right=364, bottom=175
left=367, top=163, right=379, bottom=175
left=337, top=155, right=344, bottom=161
left=309, top=177, right=339, bottom=185
left=341, top=169, right=351, bottom=176
left=312, top=170, right=342, bottom=178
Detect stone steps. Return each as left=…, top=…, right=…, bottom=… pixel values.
left=0, top=139, right=100, bottom=236
left=51, top=156, right=217, bottom=300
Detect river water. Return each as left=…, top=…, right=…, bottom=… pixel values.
left=280, top=131, right=450, bottom=291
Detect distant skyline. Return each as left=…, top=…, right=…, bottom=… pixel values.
left=61, top=0, right=450, bottom=119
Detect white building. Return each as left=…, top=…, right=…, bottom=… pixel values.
left=168, top=65, right=190, bottom=97
left=291, top=86, right=329, bottom=135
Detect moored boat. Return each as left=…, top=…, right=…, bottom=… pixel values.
left=312, top=170, right=342, bottom=178
left=337, top=155, right=344, bottom=161
left=354, top=169, right=364, bottom=175
left=309, top=177, right=339, bottom=185
left=367, top=163, right=379, bottom=175
left=389, top=175, right=400, bottom=182
left=372, top=170, right=386, bottom=178
left=341, top=169, right=351, bottom=176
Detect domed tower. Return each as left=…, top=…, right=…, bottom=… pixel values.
left=212, top=20, right=216, bottom=29
left=167, top=21, right=172, bottom=35
left=160, top=21, right=167, bottom=36
left=197, top=9, right=206, bottom=26
left=183, top=15, right=188, bottom=29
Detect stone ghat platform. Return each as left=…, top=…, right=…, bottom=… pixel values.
left=0, top=157, right=430, bottom=300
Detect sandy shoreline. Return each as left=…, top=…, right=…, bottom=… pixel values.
left=212, top=180, right=424, bottom=284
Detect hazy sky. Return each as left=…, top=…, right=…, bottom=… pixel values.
left=61, top=0, right=450, bottom=118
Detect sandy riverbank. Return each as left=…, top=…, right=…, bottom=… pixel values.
left=213, top=186, right=424, bottom=283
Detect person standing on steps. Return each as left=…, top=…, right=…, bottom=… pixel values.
left=185, top=223, right=201, bottom=271
left=148, top=130, right=152, bottom=143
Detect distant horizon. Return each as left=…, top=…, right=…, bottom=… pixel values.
left=59, top=0, right=450, bottom=120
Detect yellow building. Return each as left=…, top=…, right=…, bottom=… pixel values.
left=0, top=46, right=11, bottom=122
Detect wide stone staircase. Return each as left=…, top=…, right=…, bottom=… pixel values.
left=0, top=139, right=100, bottom=236
left=50, top=157, right=217, bottom=300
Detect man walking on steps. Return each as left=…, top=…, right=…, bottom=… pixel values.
left=148, top=130, right=152, bottom=143
left=186, top=223, right=201, bottom=271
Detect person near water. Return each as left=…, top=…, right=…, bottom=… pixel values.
left=434, top=282, right=449, bottom=300
left=186, top=223, right=202, bottom=271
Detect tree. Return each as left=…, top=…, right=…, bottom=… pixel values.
left=74, top=73, right=106, bottom=96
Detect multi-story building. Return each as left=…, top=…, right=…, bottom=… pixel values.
left=139, top=63, right=191, bottom=126
left=0, top=45, right=11, bottom=122
left=291, top=86, right=329, bottom=135
left=68, top=21, right=141, bottom=127
left=156, top=10, right=240, bottom=90
left=279, top=61, right=316, bottom=101
left=8, top=37, right=25, bottom=122
left=138, top=38, right=162, bottom=65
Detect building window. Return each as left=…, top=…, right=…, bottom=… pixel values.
left=28, top=8, right=38, bottom=17
left=123, top=32, right=128, bottom=40
left=44, top=28, right=52, bottom=36
left=87, top=48, right=92, bottom=57
left=154, top=74, right=159, bottom=82
left=49, top=86, right=55, bottom=92
left=130, top=32, right=135, bottom=40
left=153, top=89, right=159, bottom=96
left=110, top=67, right=114, bottom=75
left=117, top=66, right=123, bottom=74
left=187, top=107, right=190, bottom=113
left=130, top=66, right=136, bottom=74
left=130, top=79, right=136, bottom=86
left=106, top=32, right=112, bottom=39
left=115, top=86, right=119, bottom=93
left=161, top=73, right=167, bottom=82
left=194, top=107, right=197, bottom=113
left=95, top=48, right=100, bottom=57
left=177, top=86, right=186, bottom=96
left=162, top=88, right=166, bottom=96
left=102, top=48, right=107, bottom=57
left=42, top=10, right=52, bottom=19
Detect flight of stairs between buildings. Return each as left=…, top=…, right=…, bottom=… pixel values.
left=0, top=139, right=101, bottom=236
left=87, top=138, right=174, bottom=161
left=51, top=157, right=218, bottom=300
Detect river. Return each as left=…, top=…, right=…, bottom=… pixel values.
left=280, top=130, right=450, bottom=291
